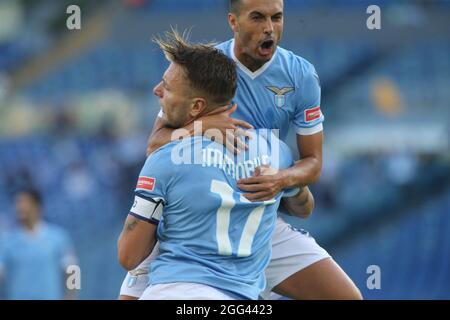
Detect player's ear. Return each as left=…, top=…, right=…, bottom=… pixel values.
left=228, top=13, right=238, bottom=33
left=189, top=98, right=208, bottom=118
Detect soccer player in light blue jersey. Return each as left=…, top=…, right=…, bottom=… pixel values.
left=121, top=0, right=361, bottom=300
left=118, top=31, right=314, bottom=300
left=0, top=189, right=77, bottom=300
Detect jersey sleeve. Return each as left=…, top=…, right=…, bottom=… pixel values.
left=128, top=147, right=174, bottom=225
left=292, top=61, right=324, bottom=136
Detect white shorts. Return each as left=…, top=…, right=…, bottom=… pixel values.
left=119, top=242, right=160, bottom=299
left=259, top=217, right=330, bottom=299
left=140, top=282, right=235, bottom=300
left=119, top=217, right=330, bottom=299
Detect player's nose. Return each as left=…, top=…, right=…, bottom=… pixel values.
left=153, top=82, right=163, bottom=98
left=263, top=19, right=274, bottom=35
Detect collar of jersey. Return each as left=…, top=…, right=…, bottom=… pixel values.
left=230, top=39, right=277, bottom=80
left=21, top=222, right=45, bottom=237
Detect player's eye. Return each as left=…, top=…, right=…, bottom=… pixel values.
left=272, top=15, right=282, bottom=22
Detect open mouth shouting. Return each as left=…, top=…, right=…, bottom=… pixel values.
left=258, top=39, right=275, bottom=57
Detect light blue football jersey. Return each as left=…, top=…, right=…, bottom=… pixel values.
left=129, top=129, right=295, bottom=299
left=216, top=39, right=324, bottom=142
left=0, top=223, right=75, bottom=299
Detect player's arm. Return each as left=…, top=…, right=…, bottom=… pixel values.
left=118, top=214, right=157, bottom=271
left=283, top=132, right=323, bottom=187
left=281, top=186, right=315, bottom=219
left=237, top=134, right=322, bottom=202
left=284, top=63, right=324, bottom=188
left=238, top=63, right=323, bottom=202
left=119, top=146, right=169, bottom=270
left=146, top=115, right=167, bottom=156
left=146, top=104, right=253, bottom=156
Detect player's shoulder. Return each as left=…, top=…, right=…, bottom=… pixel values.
left=215, top=39, right=233, bottom=56
left=40, top=223, right=71, bottom=242
left=42, top=223, right=67, bottom=235
left=145, top=137, right=191, bottom=165
left=276, top=46, right=318, bottom=82
left=0, top=230, right=14, bottom=248
left=150, top=136, right=207, bottom=156
left=147, top=141, right=176, bottom=160
left=143, top=136, right=210, bottom=171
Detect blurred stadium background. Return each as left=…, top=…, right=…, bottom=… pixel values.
left=0, top=0, right=449, bottom=299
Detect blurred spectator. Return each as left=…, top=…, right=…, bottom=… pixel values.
left=0, top=189, right=77, bottom=299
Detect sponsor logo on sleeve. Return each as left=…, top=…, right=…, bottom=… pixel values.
left=136, top=177, right=155, bottom=191
left=305, top=106, right=322, bottom=123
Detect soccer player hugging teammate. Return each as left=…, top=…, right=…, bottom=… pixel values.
left=119, top=0, right=362, bottom=301
left=117, top=30, right=316, bottom=300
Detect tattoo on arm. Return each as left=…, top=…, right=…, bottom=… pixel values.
left=125, top=219, right=139, bottom=232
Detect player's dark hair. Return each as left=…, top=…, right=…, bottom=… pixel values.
left=230, top=0, right=242, bottom=15
left=17, top=188, right=42, bottom=207
left=153, top=28, right=237, bottom=108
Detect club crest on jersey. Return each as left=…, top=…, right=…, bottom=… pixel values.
left=266, top=86, right=295, bottom=108
left=127, top=268, right=149, bottom=288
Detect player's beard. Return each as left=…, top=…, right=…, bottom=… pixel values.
left=237, top=28, right=279, bottom=71
left=163, top=116, right=183, bottom=129
left=164, top=110, right=189, bottom=129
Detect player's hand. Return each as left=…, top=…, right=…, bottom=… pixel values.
left=195, top=104, right=254, bottom=154
left=237, top=166, right=287, bottom=202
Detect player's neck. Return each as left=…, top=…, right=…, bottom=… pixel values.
left=238, top=54, right=265, bottom=72
left=21, top=218, right=41, bottom=233
left=233, top=40, right=265, bottom=72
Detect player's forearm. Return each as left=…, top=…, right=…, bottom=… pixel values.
left=147, top=105, right=252, bottom=156
left=147, top=116, right=177, bottom=156
left=284, top=131, right=323, bottom=188
left=147, top=126, right=177, bottom=156
left=282, top=186, right=314, bottom=218
left=147, top=120, right=196, bottom=156
left=118, top=216, right=157, bottom=271
left=118, top=232, right=156, bottom=271
left=282, top=157, right=322, bottom=189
